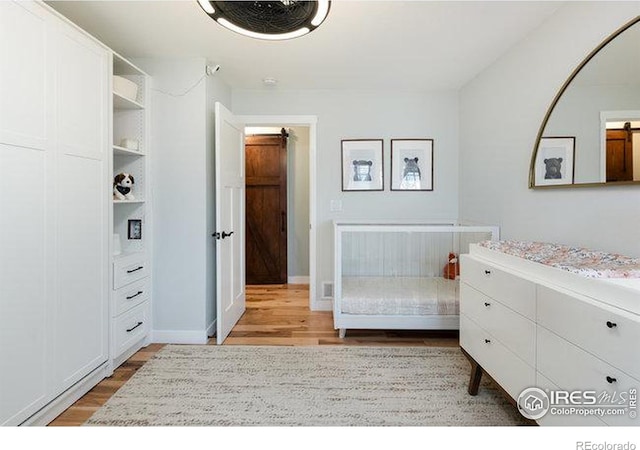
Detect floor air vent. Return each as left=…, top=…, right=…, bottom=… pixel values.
left=321, top=281, right=334, bottom=299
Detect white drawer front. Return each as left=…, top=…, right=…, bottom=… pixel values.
left=461, top=255, right=535, bottom=319
left=460, top=283, right=535, bottom=365
left=460, top=314, right=535, bottom=400
left=537, top=326, right=640, bottom=426
left=113, top=278, right=149, bottom=317
left=114, top=302, right=148, bottom=359
left=535, top=372, right=606, bottom=426
left=538, top=285, right=640, bottom=380
left=113, top=253, right=148, bottom=289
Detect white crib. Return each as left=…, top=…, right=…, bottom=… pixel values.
left=333, top=221, right=499, bottom=338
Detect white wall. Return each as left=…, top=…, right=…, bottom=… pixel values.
left=459, top=2, right=640, bottom=257
left=233, top=89, right=460, bottom=307
left=634, top=133, right=640, bottom=181
left=135, top=57, right=231, bottom=343
left=288, top=126, right=310, bottom=279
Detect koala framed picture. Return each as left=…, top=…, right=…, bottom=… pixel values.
left=341, top=139, right=384, bottom=191
left=534, top=137, right=575, bottom=186
left=391, top=139, right=434, bottom=191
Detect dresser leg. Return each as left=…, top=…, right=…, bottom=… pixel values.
left=460, top=347, right=483, bottom=395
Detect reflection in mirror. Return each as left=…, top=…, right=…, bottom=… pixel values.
left=530, top=16, right=640, bottom=188
left=602, top=113, right=640, bottom=182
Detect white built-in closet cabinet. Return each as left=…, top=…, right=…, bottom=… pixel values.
left=0, top=1, right=110, bottom=425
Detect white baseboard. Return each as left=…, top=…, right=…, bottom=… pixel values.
left=288, top=276, right=310, bottom=284
left=311, top=298, right=332, bottom=311
left=206, top=319, right=216, bottom=338
left=22, top=363, right=110, bottom=426
left=151, top=329, right=209, bottom=344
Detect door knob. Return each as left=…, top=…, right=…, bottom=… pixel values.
left=213, top=231, right=234, bottom=240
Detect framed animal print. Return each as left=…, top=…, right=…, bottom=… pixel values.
left=128, top=219, right=142, bottom=240
left=341, top=139, right=384, bottom=191
left=534, top=137, right=575, bottom=186
left=391, top=139, right=434, bottom=191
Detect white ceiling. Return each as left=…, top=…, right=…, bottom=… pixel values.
left=47, top=1, right=564, bottom=91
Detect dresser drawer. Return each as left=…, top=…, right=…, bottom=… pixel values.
left=113, top=253, right=148, bottom=289
left=537, top=326, right=639, bottom=426
left=460, top=283, right=535, bottom=365
left=460, top=314, right=535, bottom=400
left=461, top=255, right=535, bottom=319
left=112, top=278, right=150, bottom=317
left=113, top=302, right=149, bottom=358
left=535, top=372, right=606, bottom=426
left=538, top=285, right=640, bottom=379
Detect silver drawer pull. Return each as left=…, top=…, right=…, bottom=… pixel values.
left=484, top=270, right=491, bottom=275
left=606, top=376, right=617, bottom=384
left=126, top=291, right=143, bottom=300
left=606, top=321, right=617, bottom=329
left=127, top=266, right=144, bottom=274
left=484, top=339, right=491, bottom=344
left=126, top=321, right=143, bottom=333
left=484, top=302, right=491, bottom=307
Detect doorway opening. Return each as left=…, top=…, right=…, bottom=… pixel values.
left=605, top=122, right=639, bottom=182
left=244, top=125, right=312, bottom=288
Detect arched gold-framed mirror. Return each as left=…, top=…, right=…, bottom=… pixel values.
left=529, top=16, right=640, bottom=189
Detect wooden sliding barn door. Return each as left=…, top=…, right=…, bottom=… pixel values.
left=606, top=127, right=634, bottom=182
left=245, top=129, right=288, bottom=284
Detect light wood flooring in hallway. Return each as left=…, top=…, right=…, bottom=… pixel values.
left=49, top=284, right=459, bottom=426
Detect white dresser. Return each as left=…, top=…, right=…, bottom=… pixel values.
left=460, top=243, right=640, bottom=426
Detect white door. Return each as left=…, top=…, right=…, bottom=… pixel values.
left=215, top=102, right=246, bottom=344
left=52, top=20, right=109, bottom=391
left=0, top=1, right=51, bottom=425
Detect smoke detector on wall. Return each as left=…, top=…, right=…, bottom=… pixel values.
left=262, top=77, right=278, bottom=86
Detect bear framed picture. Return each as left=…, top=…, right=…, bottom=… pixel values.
left=128, top=219, right=142, bottom=240
left=390, top=139, right=434, bottom=191
left=534, top=136, right=575, bottom=186
left=341, top=139, right=384, bottom=191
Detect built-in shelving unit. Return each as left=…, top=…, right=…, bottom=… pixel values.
left=110, top=52, right=152, bottom=370
left=113, top=92, right=144, bottom=110
left=113, top=145, right=145, bottom=157
left=113, top=199, right=146, bottom=204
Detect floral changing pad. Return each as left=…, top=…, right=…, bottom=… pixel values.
left=478, top=240, right=640, bottom=279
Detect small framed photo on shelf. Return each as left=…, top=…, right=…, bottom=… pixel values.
left=534, top=137, right=575, bottom=186
left=128, top=219, right=142, bottom=240
left=391, top=139, right=434, bottom=191
left=341, top=139, right=384, bottom=191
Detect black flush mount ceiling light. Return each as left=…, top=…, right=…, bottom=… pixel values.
left=197, top=1, right=331, bottom=40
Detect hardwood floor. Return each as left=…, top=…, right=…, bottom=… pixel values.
left=49, top=284, right=458, bottom=426
left=224, top=284, right=458, bottom=346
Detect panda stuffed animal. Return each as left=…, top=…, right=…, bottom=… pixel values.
left=113, top=172, right=135, bottom=200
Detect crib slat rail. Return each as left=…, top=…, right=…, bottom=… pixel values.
left=333, top=220, right=500, bottom=338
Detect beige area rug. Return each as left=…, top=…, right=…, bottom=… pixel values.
left=86, top=345, right=528, bottom=426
